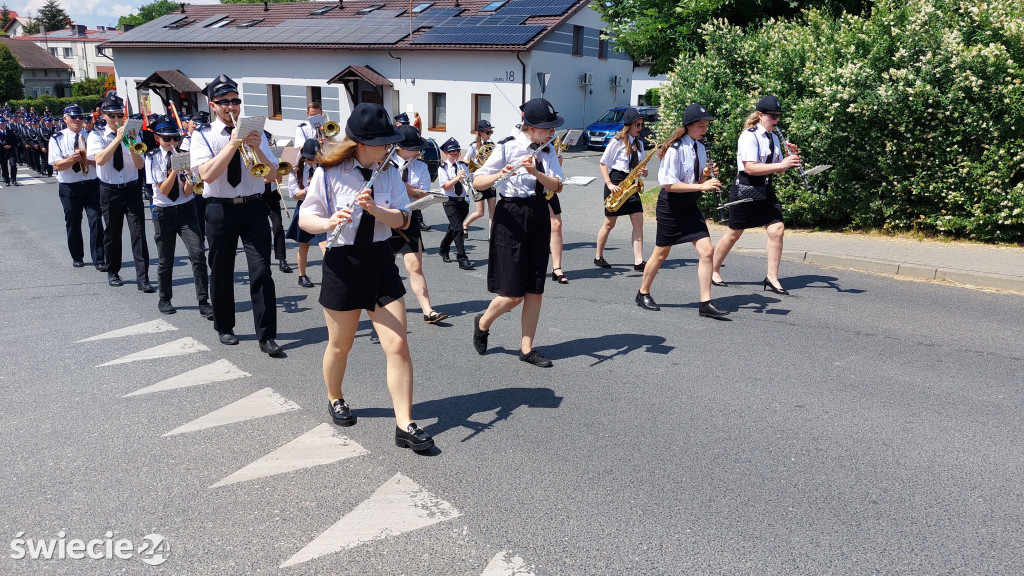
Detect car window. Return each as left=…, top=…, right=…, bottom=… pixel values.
left=597, top=109, right=624, bottom=123
left=642, top=110, right=659, bottom=121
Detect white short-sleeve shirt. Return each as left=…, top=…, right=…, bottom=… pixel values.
left=146, top=147, right=194, bottom=207
left=475, top=130, right=563, bottom=199
left=737, top=125, right=781, bottom=173
left=49, top=128, right=95, bottom=184
left=189, top=117, right=277, bottom=198
left=599, top=135, right=644, bottom=173
left=86, top=126, right=139, bottom=185
left=659, top=135, right=706, bottom=186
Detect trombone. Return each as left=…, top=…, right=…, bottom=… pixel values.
left=229, top=112, right=271, bottom=177
left=318, top=112, right=340, bottom=142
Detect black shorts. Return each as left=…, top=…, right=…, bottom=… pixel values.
left=547, top=192, right=561, bottom=215
left=389, top=210, right=423, bottom=254
left=487, top=196, right=551, bottom=297
left=319, top=241, right=406, bottom=311
left=476, top=187, right=497, bottom=200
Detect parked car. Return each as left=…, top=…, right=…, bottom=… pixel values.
left=584, top=106, right=660, bottom=150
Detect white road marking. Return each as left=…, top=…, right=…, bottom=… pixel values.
left=281, top=472, right=461, bottom=567
left=77, top=319, right=177, bottom=343
left=123, top=359, right=251, bottom=397
left=162, top=387, right=300, bottom=437
left=481, top=551, right=537, bottom=575
left=12, top=178, right=44, bottom=185
left=563, top=175, right=596, bottom=186
left=95, top=337, right=208, bottom=367
left=210, top=424, right=369, bottom=488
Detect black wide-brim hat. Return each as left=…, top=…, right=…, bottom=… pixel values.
left=345, top=103, right=403, bottom=146
left=755, top=95, right=783, bottom=114
left=620, top=107, right=642, bottom=125
left=520, top=98, right=564, bottom=129
left=395, top=125, right=428, bottom=151
left=300, top=138, right=321, bottom=160
left=682, top=103, right=716, bottom=125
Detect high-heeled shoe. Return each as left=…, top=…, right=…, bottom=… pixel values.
left=711, top=277, right=728, bottom=287
left=763, top=277, right=789, bottom=295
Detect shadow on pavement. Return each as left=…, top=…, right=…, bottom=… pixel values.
left=544, top=333, right=674, bottom=365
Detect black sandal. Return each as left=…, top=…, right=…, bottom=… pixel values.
left=551, top=268, right=569, bottom=284
left=423, top=310, right=449, bottom=324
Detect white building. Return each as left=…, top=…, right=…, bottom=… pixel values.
left=630, top=64, right=667, bottom=106
left=23, top=25, right=119, bottom=81
left=102, top=0, right=635, bottom=144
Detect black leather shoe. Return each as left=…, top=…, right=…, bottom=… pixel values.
left=419, top=221, right=431, bottom=231
left=594, top=256, right=612, bottom=268
left=107, top=274, right=123, bottom=287
left=198, top=301, right=214, bottom=319
left=395, top=423, right=434, bottom=452
left=259, top=338, right=284, bottom=356
left=763, top=277, right=790, bottom=295
left=711, top=277, right=728, bottom=287
left=138, top=281, right=156, bottom=293
left=328, top=399, right=356, bottom=427
left=634, top=261, right=647, bottom=271
left=473, top=313, right=489, bottom=355
left=278, top=260, right=293, bottom=273
left=219, top=332, right=239, bottom=345
left=519, top=349, right=553, bottom=367
left=73, top=260, right=85, bottom=268
left=635, top=291, right=660, bottom=311
left=158, top=300, right=176, bottom=315
left=458, top=259, right=475, bottom=270
left=95, top=262, right=107, bottom=272
left=298, top=275, right=315, bottom=288
left=698, top=301, right=731, bottom=320
left=439, top=251, right=451, bottom=263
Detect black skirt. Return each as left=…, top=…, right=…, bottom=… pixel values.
left=389, top=210, right=423, bottom=254
left=487, top=196, right=551, bottom=297
left=604, top=169, right=643, bottom=217
left=728, top=173, right=784, bottom=230
left=547, top=192, right=561, bottom=215
left=476, top=187, right=497, bottom=200
left=654, top=189, right=710, bottom=246
left=285, top=199, right=327, bottom=245
left=319, top=241, right=406, bottom=312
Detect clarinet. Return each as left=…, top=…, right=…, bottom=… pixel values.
left=701, top=137, right=727, bottom=223
left=773, top=126, right=811, bottom=191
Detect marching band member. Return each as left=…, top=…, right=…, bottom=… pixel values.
left=145, top=115, right=212, bottom=318
left=635, top=104, right=728, bottom=319
left=48, top=103, right=104, bottom=270
left=0, top=116, right=18, bottom=186
left=285, top=138, right=325, bottom=288
left=462, top=120, right=497, bottom=239
left=294, top=101, right=322, bottom=150
left=436, top=138, right=475, bottom=270
left=595, top=107, right=647, bottom=271
left=190, top=74, right=282, bottom=355
left=87, top=94, right=153, bottom=292
left=189, top=111, right=210, bottom=248
left=297, top=102, right=434, bottom=452
left=262, top=129, right=293, bottom=274
left=711, top=95, right=802, bottom=295
left=391, top=125, right=448, bottom=324
left=548, top=146, right=568, bottom=285
left=471, top=98, right=564, bottom=368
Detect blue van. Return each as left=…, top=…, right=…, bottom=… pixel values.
left=584, top=106, right=660, bottom=149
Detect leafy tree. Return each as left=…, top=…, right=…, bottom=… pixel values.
left=72, top=77, right=105, bottom=97
left=21, top=13, right=40, bottom=35
left=37, top=0, right=71, bottom=33
left=118, top=0, right=180, bottom=29
left=1, top=4, right=12, bottom=32
left=0, top=44, right=24, bottom=101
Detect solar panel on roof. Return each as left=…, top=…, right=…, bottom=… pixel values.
left=411, top=23, right=543, bottom=45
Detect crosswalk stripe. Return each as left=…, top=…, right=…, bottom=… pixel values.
left=77, top=319, right=177, bottom=343
left=95, top=336, right=208, bottom=367
left=162, top=387, right=300, bottom=437
left=210, top=424, right=369, bottom=488
left=123, top=359, right=251, bottom=397
left=480, top=551, right=537, bottom=575
left=280, top=472, right=461, bottom=568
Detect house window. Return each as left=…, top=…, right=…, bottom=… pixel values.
left=572, top=25, right=584, bottom=56
left=599, top=35, right=609, bottom=59
left=481, top=0, right=507, bottom=11
left=429, top=92, right=446, bottom=131
left=411, top=3, right=434, bottom=13
left=307, top=86, right=322, bottom=105
left=63, top=47, right=73, bottom=58
left=472, top=94, right=491, bottom=130
left=268, top=84, right=282, bottom=119
left=49, top=48, right=57, bottom=57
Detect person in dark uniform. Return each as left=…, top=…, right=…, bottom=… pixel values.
left=595, top=107, right=648, bottom=271
left=87, top=95, right=153, bottom=292
left=138, top=113, right=158, bottom=205
left=297, top=102, right=434, bottom=452
left=285, top=138, right=325, bottom=288
left=436, top=138, right=475, bottom=270
left=261, top=129, right=292, bottom=273
left=40, top=117, right=56, bottom=176
left=48, top=103, right=105, bottom=269
left=190, top=74, right=282, bottom=356
left=711, top=95, right=803, bottom=294
left=635, top=103, right=728, bottom=319
left=0, top=116, right=19, bottom=186
left=188, top=111, right=211, bottom=248
left=145, top=115, right=213, bottom=318
left=471, top=98, right=564, bottom=368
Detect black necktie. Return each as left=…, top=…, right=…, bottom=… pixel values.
left=692, top=142, right=701, bottom=183
left=529, top=143, right=546, bottom=196
left=112, top=133, right=124, bottom=171
left=166, top=151, right=180, bottom=201
left=451, top=163, right=463, bottom=196
left=629, top=140, right=639, bottom=170
left=353, top=166, right=375, bottom=248
left=767, top=132, right=776, bottom=162
left=226, top=126, right=242, bottom=188
left=71, top=133, right=81, bottom=173
left=401, top=163, right=409, bottom=183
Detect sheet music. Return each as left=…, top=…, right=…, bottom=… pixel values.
left=802, top=164, right=833, bottom=177
left=561, top=129, right=584, bottom=146
left=306, top=114, right=325, bottom=128
left=405, top=191, right=447, bottom=211
left=235, top=115, right=266, bottom=138
left=121, top=119, right=143, bottom=139
left=170, top=152, right=191, bottom=171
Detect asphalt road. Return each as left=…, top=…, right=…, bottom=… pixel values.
left=1, top=155, right=1022, bottom=575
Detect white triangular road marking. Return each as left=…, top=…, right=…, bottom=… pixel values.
left=281, top=473, right=461, bottom=567
left=481, top=551, right=537, bottom=575
left=77, top=319, right=177, bottom=342
left=123, top=359, right=251, bottom=397
left=211, top=424, right=369, bottom=488
left=162, top=387, right=300, bottom=437
left=95, top=337, right=208, bottom=367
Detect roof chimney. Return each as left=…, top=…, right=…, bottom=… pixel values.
left=180, top=3, right=186, bottom=13
left=76, top=24, right=87, bottom=36
left=339, top=0, right=344, bottom=8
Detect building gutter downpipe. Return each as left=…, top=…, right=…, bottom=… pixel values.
left=516, top=51, right=526, bottom=105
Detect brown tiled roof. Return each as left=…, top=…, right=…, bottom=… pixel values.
left=102, top=0, right=588, bottom=52
left=328, top=65, right=393, bottom=87
left=22, top=28, right=122, bottom=42
left=0, top=37, right=72, bottom=70
left=137, top=69, right=202, bottom=93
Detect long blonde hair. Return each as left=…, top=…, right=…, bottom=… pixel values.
left=316, top=138, right=358, bottom=169
left=743, top=111, right=762, bottom=130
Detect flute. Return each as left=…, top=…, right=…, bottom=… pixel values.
left=492, top=132, right=559, bottom=188
left=326, top=145, right=398, bottom=248
left=774, top=126, right=811, bottom=191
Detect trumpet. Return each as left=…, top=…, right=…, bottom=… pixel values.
left=461, top=169, right=482, bottom=202
left=229, top=112, right=270, bottom=177
left=121, top=125, right=146, bottom=154
left=181, top=170, right=204, bottom=195
left=268, top=134, right=292, bottom=176
left=318, top=112, right=340, bottom=142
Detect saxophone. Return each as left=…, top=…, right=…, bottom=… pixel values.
left=544, top=131, right=571, bottom=200
left=605, top=146, right=657, bottom=212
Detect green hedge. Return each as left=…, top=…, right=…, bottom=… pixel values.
left=7, top=94, right=104, bottom=115
left=659, top=0, right=1024, bottom=243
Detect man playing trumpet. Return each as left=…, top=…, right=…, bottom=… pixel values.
left=48, top=103, right=104, bottom=271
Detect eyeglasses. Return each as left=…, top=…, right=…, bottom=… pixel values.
left=104, top=113, right=125, bottom=119
left=66, top=114, right=84, bottom=120
left=159, top=135, right=181, bottom=142
left=212, top=98, right=242, bottom=106
left=482, top=130, right=493, bottom=135
left=765, top=113, right=781, bottom=120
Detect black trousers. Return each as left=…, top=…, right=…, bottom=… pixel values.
left=262, top=186, right=287, bottom=261
left=152, top=201, right=209, bottom=304
left=100, top=181, right=151, bottom=282
left=193, top=194, right=208, bottom=248
left=205, top=199, right=277, bottom=341
left=2, top=155, right=13, bottom=184
left=58, top=180, right=105, bottom=265
left=439, top=199, right=470, bottom=259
